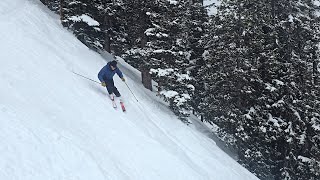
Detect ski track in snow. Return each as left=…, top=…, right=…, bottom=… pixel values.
left=0, top=0, right=258, bottom=180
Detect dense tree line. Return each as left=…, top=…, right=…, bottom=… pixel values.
left=40, top=0, right=320, bottom=179
left=202, top=0, right=320, bottom=179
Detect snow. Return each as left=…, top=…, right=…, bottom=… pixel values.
left=285, top=122, right=295, bottom=136
left=293, top=109, right=302, bottom=121
left=160, top=90, right=179, bottom=98
left=145, top=28, right=156, bottom=36
left=265, top=83, right=277, bottom=92
left=273, top=79, right=284, bottom=86
left=0, top=0, right=258, bottom=180
left=311, top=117, right=320, bottom=131
left=68, top=1, right=81, bottom=6
left=150, top=68, right=175, bottom=76
left=272, top=99, right=285, bottom=108
left=69, top=14, right=100, bottom=26
left=315, top=0, right=320, bottom=16
left=298, top=156, right=312, bottom=163
left=244, top=113, right=252, bottom=120
left=168, top=0, right=178, bottom=5
left=203, top=0, right=220, bottom=15
left=268, top=113, right=280, bottom=127
left=288, top=15, right=294, bottom=22
left=174, top=93, right=191, bottom=106
left=298, top=133, right=306, bottom=144
left=245, top=149, right=251, bottom=158
left=187, top=84, right=195, bottom=91
left=177, top=73, right=192, bottom=81
left=244, top=108, right=256, bottom=120
left=260, top=126, right=267, bottom=133
left=145, top=27, right=169, bottom=38
left=312, top=123, right=320, bottom=131
left=153, top=49, right=173, bottom=54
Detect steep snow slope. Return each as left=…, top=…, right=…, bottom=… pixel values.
left=0, top=0, right=258, bottom=179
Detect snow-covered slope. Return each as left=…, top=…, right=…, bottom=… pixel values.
left=0, top=0, right=258, bottom=179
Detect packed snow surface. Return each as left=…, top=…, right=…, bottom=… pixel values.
left=0, top=0, right=258, bottom=180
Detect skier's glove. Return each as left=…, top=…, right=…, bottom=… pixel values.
left=101, top=82, right=107, bottom=87
left=121, top=77, right=125, bottom=82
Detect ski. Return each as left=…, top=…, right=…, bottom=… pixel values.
left=112, top=99, right=117, bottom=108
left=109, top=95, right=125, bottom=112
left=120, top=101, right=126, bottom=112
left=109, top=95, right=117, bottom=108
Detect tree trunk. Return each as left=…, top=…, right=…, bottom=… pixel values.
left=104, top=14, right=112, bottom=53
left=104, top=36, right=111, bottom=53
left=157, top=80, right=162, bottom=94
left=139, top=17, right=147, bottom=48
left=313, top=60, right=319, bottom=85
left=138, top=0, right=147, bottom=48
left=59, top=0, right=64, bottom=22
left=141, top=67, right=152, bottom=91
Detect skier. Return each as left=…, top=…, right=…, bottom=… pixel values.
left=98, top=60, right=125, bottom=101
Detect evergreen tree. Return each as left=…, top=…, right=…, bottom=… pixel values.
left=204, top=0, right=320, bottom=179
left=148, top=1, right=194, bottom=122
left=121, top=0, right=155, bottom=68
left=100, top=0, right=128, bottom=54
left=173, top=1, right=209, bottom=119
left=40, top=0, right=60, bottom=12
left=122, top=0, right=194, bottom=121
left=61, top=0, right=104, bottom=50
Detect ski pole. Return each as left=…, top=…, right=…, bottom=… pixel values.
left=72, top=71, right=101, bottom=84
left=124, top=82, right=139, bottom=102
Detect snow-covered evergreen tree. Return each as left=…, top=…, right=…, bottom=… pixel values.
left=145, top=0, right=210, bottom=122
left=40, top=0, right=60, bottom=12
left=173, top=1, right=209, bottom=119
left=204, top=0, right=320, bottom=179
left=61, top=0, right=104, bottom=50
left=99, top=0, right=128, bottom=54
left=122, top=0, right=194, bottom=121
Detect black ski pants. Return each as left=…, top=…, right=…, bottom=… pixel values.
left=105, top=79, right=121, bottom=97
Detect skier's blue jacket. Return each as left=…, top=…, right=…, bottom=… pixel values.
left=98, top=62, right=123, bottom=82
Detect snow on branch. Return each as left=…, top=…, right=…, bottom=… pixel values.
left=69, top=14, right=100, bottom=26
